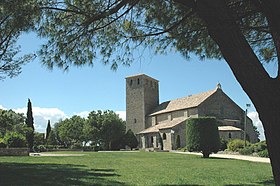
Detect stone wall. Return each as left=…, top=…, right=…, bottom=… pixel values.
left=219, top=131, right=243, bottom=141
left=0, top=148, right=29, bottom=156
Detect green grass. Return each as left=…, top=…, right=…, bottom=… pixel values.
left=0, top=151, right=274, bottom=185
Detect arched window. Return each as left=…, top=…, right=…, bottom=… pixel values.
left=134, top=118, right=137, bottom=123
left=163, top=133, right=166, bottom=140
left=228, top=132, right=232, bottom=139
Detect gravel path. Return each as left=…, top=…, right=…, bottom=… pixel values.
left=30, top=153, right=85, bottom=157
left=173, top=151, right=270, bottom=163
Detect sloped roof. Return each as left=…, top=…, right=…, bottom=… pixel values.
left=149, top=88, right=218, bottom=116
left=138, top=118, right=187, bottom=134
left=218, top=126, right=242, bottom=131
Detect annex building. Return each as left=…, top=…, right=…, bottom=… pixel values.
left=126, top=74, right=259, bottom=151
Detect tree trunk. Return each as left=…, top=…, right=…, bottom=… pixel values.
left=202, top=151, right=210, bottom=158
left=194, top=0, right=280, bottom=184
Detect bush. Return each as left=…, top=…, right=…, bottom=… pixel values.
left=220, top=138, right=228, bottom=151
left=71, top=143, right=82, bottom=149
left=0, top=138, right=6, bottom=148
left=124, top=129, right=138, bottom=150
left=227, top=139, right=248, bottom=152
left=83, top=146, right=93, bottom=151
left=238, top=146, right=253, bottom=155
left=251, top=141, right=267, bottom=153
left=258, top=149, right=269, bottom=158
left=4, top=132, right=26, bottom=148
left=186, top=117, right=220, bottom=158
left=38, top=145, right=46, bottom=152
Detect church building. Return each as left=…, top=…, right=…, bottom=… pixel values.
left=126, top=74, right=259, bottom=151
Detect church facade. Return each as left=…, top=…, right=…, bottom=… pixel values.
left=126, top=74, right=259, bottom=151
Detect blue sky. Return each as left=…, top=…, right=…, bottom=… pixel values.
left=1, top=33, right=274, bottom=140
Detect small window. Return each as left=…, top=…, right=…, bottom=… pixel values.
left=130, top=79, right=133, bottom=86
left=228, top=132, right=232, bottom=139
left=137, top=78, right=140, bottom=85
left=163, top=133, right=166, bottom=140
left=134, top=118, right=137, bottom=123
left=151, top=136, right=154, bottom=143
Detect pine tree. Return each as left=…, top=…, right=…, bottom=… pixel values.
left=26, top=99, right=34, bottom=150
left=46, top=120, right=51, bottom=140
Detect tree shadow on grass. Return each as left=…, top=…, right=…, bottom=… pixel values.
left=0, top=162, right=125, bottom=186
left=224, top=177, right=275, bottom=186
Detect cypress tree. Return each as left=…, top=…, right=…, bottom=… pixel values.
left=186, top=117, right=220, bottom=158
left=26, top=99, right=34, bottom=150
left=46, top=120, right=51, bottom=140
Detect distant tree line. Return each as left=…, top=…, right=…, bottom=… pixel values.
left=45, top=110, right=137, bottom=151
left=0, top=105, right=138, bottom=151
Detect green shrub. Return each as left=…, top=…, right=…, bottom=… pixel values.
left=0, top=138, right=7, bottom=148
left=38, top=145, right=46, bottom=152
left=258, top=149, right=269, bottom=157
left=83, top=146, right=93, bottom=151
left=227, top=139, right=247, bottom=152
left=251, top=141, right=267, bottom=153
left=220, top=138, right=228, bottom=151
left=238, top=146, right=253, bottom=155
left=71, top=143, right=82, bottom=149
left=186, top=117, right=220, bottom=158
left=124, top=129, right=138, bottom=150
left=4, top=132, right=26, bottom=148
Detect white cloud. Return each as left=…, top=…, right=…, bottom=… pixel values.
left=116, top=111, right=126, bottom=121
left=13, top=107, right=67, bottom=133
left=248, top=112, right=265, bottom=141
left=0, top=105, right=5, bottom=109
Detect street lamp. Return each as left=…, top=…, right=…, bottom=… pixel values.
left=244, top=104, right=251, bottom=147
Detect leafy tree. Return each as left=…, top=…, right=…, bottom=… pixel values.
left=0, top=0, right=37, bottom=79
left=186, top=117, right=220, bottom=158
left=56, top=115, right=85, bottom=147
left=83, top=110, right=126, bottom=150
left=99, top=111, right=126, bottom=150
left=46, top=130, right=58, bottom=146
left=33, top=132, right=45, bottom=146
left=3, top=131, right=26, bottom=148
left=124, top=129, right=138, bottom=150
left=45, top=120, right=51, bottom=140
left=0, top=109, right=25, bottom=137
left=25, top=99, right=34, bottom=150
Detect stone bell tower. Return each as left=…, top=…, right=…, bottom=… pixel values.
left=126, top=74, right=159, bottom=134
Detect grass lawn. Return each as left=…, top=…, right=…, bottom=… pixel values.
left=0, top=151, right=274, bottom=185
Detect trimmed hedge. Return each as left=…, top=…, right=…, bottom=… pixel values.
left=186, top=117, right=220, bottom=158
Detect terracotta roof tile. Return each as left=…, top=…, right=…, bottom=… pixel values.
left=138, top=118, right=187, bottom=134
left=149, top=89, right=217, bottom=116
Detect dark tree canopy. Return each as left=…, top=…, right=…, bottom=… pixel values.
left=26, top=98, right=34, bottom=149
left=0, top=0, right=38, bottom=79
left=33, top=0, right=278, bottom=74
left=46, top=120, right=51, bottom=140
